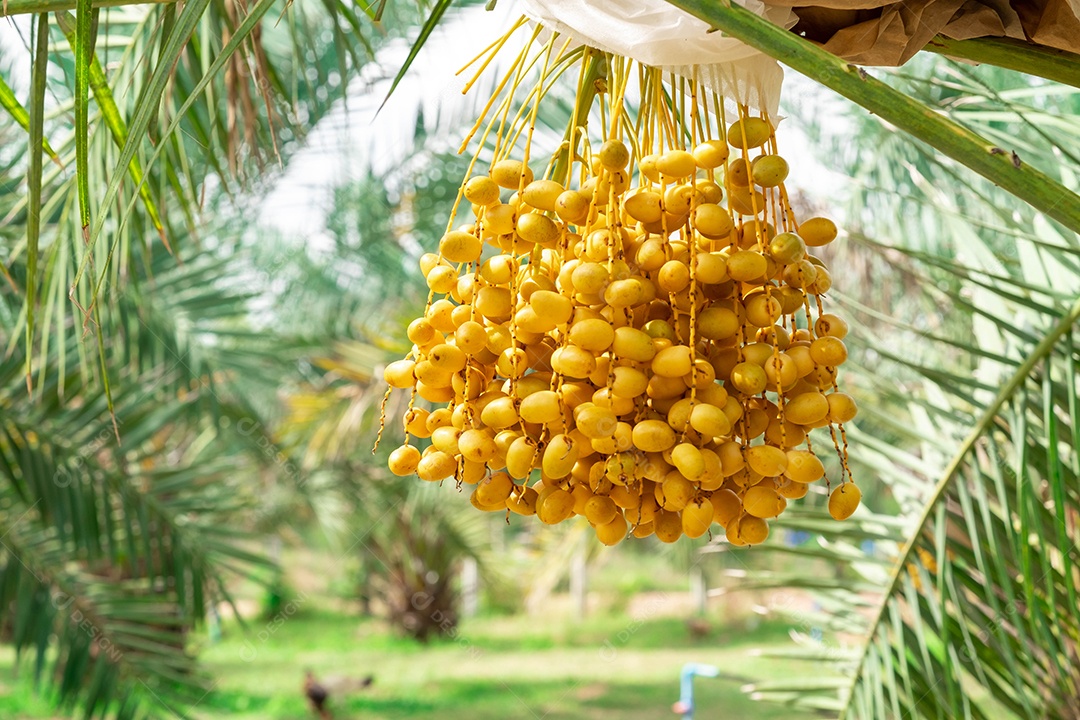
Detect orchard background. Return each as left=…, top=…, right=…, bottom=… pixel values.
left=1, top=1, right=1077, bottom=718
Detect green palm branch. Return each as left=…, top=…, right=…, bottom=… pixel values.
left=0, top=14, right=434, bottom=711
left=3, top=116, right=341, bottom=711
left=0, top=239, right=307, bottom=716
left=264, top=136, right=518, bottom=638
left=716, top=59, right=1080, bottom=719
left=0, top=0, right=435, bottom=389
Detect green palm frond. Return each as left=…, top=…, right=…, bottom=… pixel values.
left=740, top=305, right=1080, bottom=718
left=1, top=515, right=196, bottom=720
left=0, top=386, right=274, bottom=716
left=720, top=60, right=1080, bottom=719
left=2, top=0, right=435, bottom=386
left=0, top=228, right=320, bottom=715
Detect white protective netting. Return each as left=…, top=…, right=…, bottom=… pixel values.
left=520, top=0, right=796, bottom=117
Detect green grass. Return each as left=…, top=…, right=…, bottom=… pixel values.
left=1, top=608, right=827, bottom=719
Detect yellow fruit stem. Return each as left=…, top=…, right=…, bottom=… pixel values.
left=553, top=49, right=592, bottom=186
left=490, top=29, right=543, bottom=164
left=812, top=292, right=850, bottom=482
left=372, top=385, right=394, bottom=453
left=457, top=23, right=536, bottom=155
left=457, top=15, right=529, bottom=93
left=497, top=39, right=578, bottom=166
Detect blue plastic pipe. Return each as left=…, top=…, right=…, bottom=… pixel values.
left=674, top=662, right=721, bottom=719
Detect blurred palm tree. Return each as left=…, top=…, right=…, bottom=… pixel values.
left=1, top=0, right=435, bottom=388
left=0, top=229, right=301, bottom=716
left=0, top=2, right=435, bottom=716
left=263, top=130, right=512, bottom=641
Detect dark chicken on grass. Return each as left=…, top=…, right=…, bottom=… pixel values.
left=304, top=669, right=375, bottom=718
left=304, top=670, right=331, bottom=719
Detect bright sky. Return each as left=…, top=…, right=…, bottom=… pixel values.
left=256, top=4, right=515, bottom=241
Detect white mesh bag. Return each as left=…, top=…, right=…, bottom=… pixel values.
left=520, top=0, right=796, bottom=117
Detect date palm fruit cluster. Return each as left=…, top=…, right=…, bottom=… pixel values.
left=377, top=38, right=860, bottom=546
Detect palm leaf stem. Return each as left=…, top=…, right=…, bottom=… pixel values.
left=924, top=36, right=1080, bottom=90
left=663, top=0, right=1080, bottom=235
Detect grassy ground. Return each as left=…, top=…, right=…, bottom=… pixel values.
left=0, top=607, right=825, bottom=719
